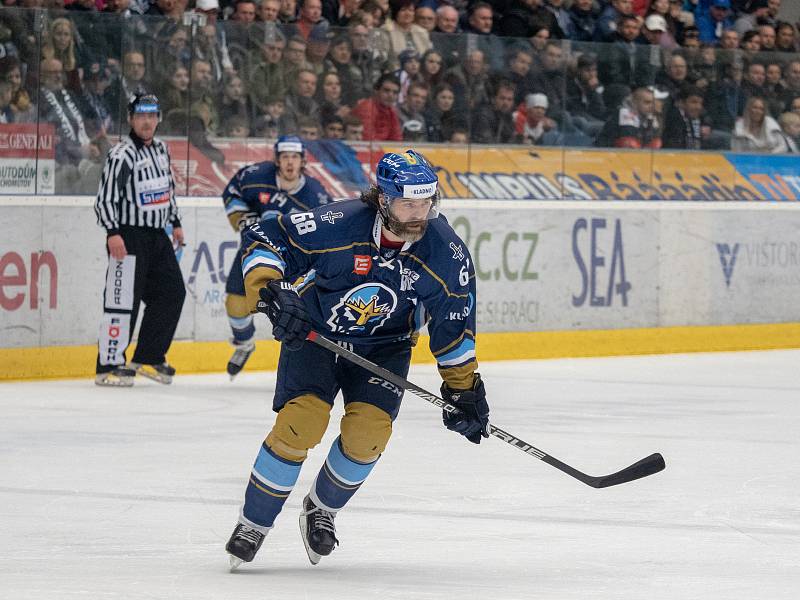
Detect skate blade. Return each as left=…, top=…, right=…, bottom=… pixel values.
left=134, top=366, right=172, bottom=385
left=299, top=514, right=322, bottom=565
left=229, top=555, right=244, bottom=572
left=94, top=376, right=133, bottom=387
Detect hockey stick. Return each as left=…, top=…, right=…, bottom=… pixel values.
left=307, top=331, right=665, bottom=489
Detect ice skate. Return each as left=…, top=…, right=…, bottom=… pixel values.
left=130, top=362, right=175, bottom=384
left=299, top=495, right=338, bottom=565
left=227, top=338, right=256, bottom=380
left=226, top=523, right=267, bottom=571
left=94, top=366, right=136, bottom=387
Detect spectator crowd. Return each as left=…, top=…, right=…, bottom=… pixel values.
left=1, top=0, right=800, bottom=190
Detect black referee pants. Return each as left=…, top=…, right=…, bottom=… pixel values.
left=96, top=226, right=186, bottom=374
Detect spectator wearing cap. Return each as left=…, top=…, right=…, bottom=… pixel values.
left=642, top=13, right=678, bottom=48
left=84, top=60, right=115, bottom=135
left=307, top=24, right=334, bottom=75
left=352, top=73, right=403, bottom=140
left=662, top=85, right=711, bottom=149
left=397, top=81, right=429, bottom=141
left=599, top=16, right=656, bottom=89
left=694, top=0, right=738, bottom=45
left=595, top=0, right=635, bottom=42
left=568, top=0, right=598, bottom=43
left=381, top=0, right=432, bottom=62
left=734, top=0, right=771, bottom=36
left=394, top=48, right=423, bottom=104
left=249, top=31, right=288, bottom=116
left=514, top=92, right=558, bottom=145
left=565, top=53, right=606, bottom=137
left=471, top=78, right=517, bottom=144
left=497, top=0, right=563, bottom=41
left=596, top=86, right=662, bottom=149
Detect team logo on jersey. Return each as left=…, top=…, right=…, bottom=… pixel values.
left=259, top=192, right=271, bottom=204
left=327, top=283, right=397, bottom=335
left=353, top=255, right=372, bottom=275
left=321, top=210, right=344, bottom=224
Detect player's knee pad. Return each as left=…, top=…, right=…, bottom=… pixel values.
left=340, top=402, right=393, bottom=463
left=225, top=293, right=250, bottom=319
left=266, top=394, right=331, bottom=461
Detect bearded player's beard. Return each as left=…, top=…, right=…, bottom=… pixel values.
left=385, top=216, right=429, bottom=243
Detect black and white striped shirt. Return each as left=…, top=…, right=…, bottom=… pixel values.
left=94, top=132, right=181, bottom=235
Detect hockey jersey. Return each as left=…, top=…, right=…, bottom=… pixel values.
left=222, top=161, right=331, bottom=231
left=241, top=199, right=478, bottom=389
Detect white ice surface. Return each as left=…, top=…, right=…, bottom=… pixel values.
left=1, top=350, right=799, bottom=600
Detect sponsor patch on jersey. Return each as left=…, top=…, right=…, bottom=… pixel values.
left=353, top=255, right=372, bottom=275
left=326, top=283, right=397, bottom=335
left=139, top=189, right=169, bottom=206
left=259, top=192, right=271, bottom=204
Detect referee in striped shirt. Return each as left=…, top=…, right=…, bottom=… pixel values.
left=94, top=93, right=186, bottom=387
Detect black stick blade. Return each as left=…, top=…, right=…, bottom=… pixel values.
left=591, top=453, right=666, bottom=488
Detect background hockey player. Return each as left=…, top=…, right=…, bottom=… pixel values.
left=93, top=93, right=186, bottom=387
left=225, top=150, right=491, bottom=569
left=221, top=135, right=332, bottom=378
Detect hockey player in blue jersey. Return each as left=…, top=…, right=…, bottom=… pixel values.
left=225, top=149, right=491, bottom=569
left=222, top=135, right=331, bottom=378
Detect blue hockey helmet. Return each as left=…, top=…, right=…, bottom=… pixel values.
left=376, top=150, right=438, bottom=200
left=274, top=134, right=305, bottom=158
left=374, top=150, right=439, bottom=241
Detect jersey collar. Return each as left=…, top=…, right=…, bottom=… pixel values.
left=372, top=213, right=411, bottom=252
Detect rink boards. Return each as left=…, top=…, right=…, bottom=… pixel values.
left=2, top=197, right=800, bottom=379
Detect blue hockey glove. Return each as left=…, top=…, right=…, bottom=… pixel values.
left=257, top=280, right=312, bottom=351
left=441, top=373, right=490, bottom=444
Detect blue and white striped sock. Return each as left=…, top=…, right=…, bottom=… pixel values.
left=310, top=436, right=378, bottom=512
left=242, top=442, right=302, bottom=528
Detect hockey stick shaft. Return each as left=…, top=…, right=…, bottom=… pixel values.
left=306, top=332, right=665, bottom=488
